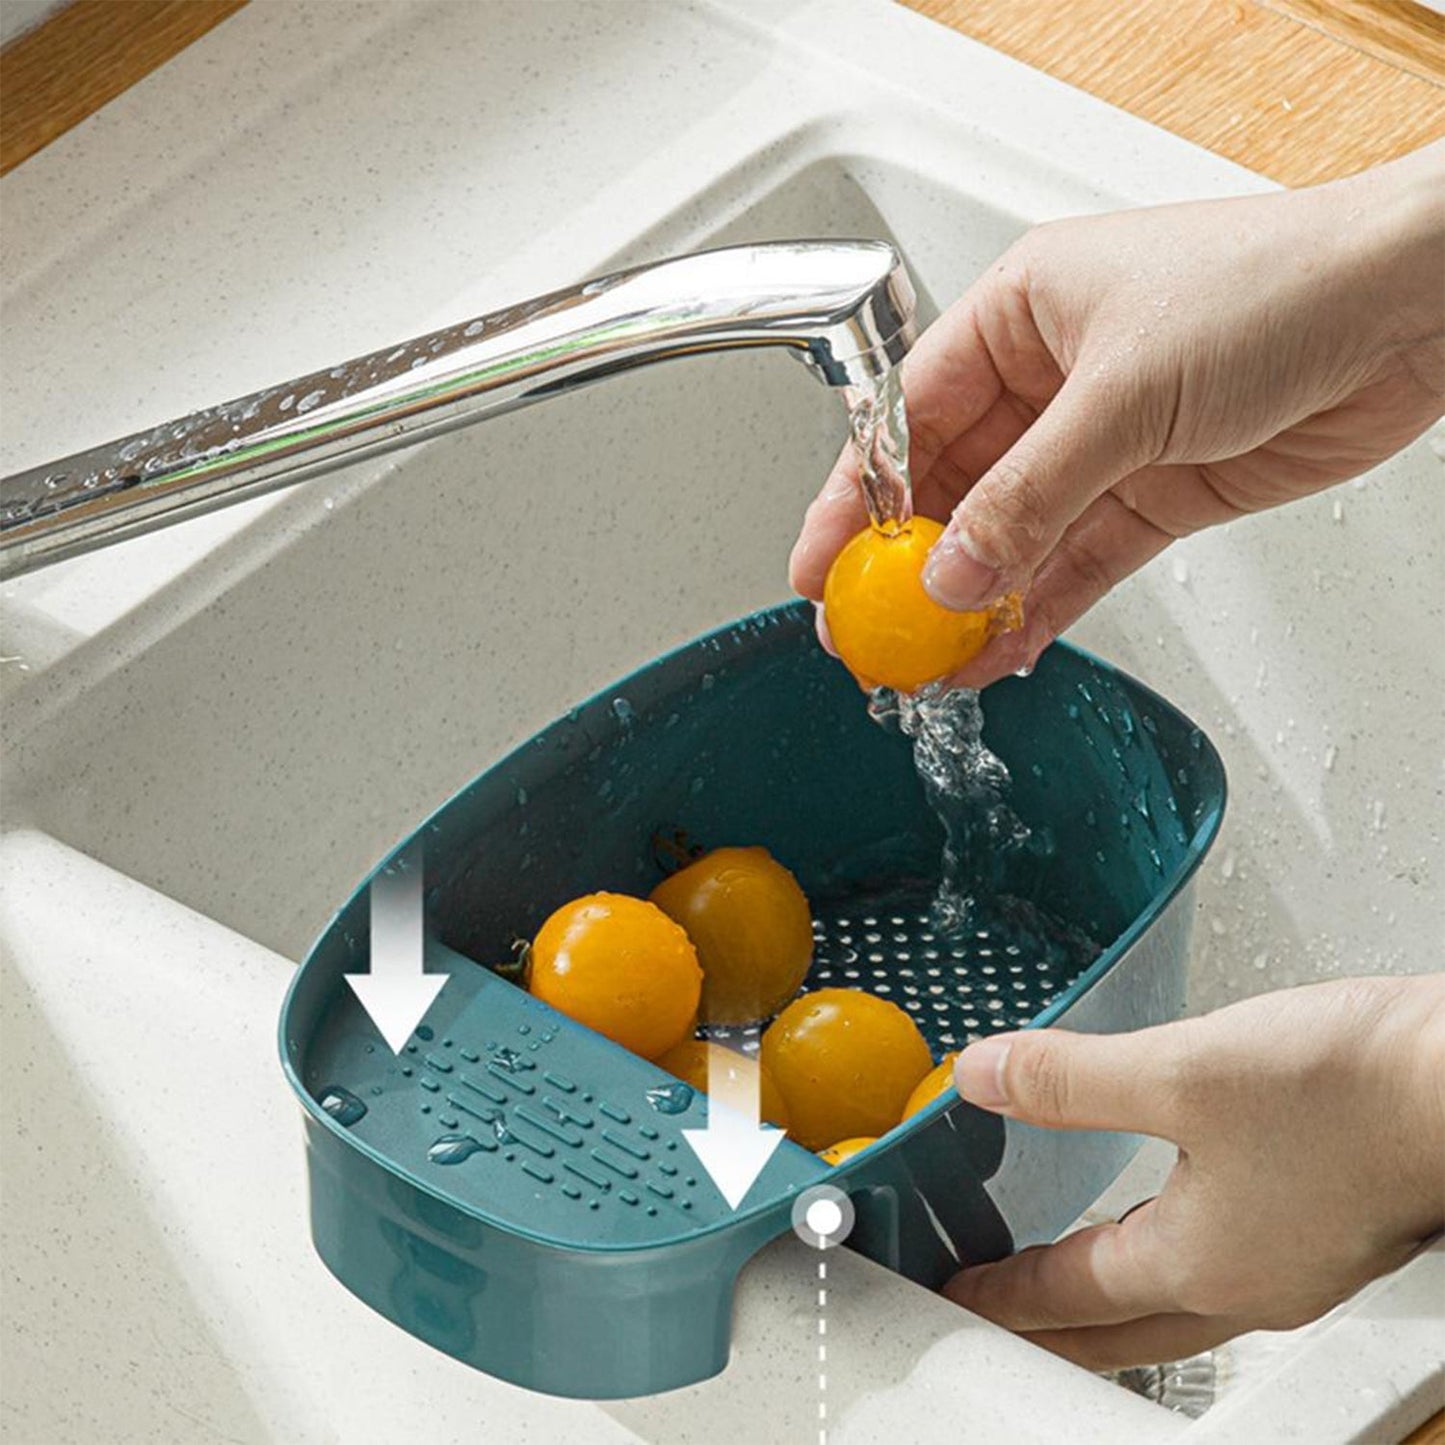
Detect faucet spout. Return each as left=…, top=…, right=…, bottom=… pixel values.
left=0, top=240, right=917, bottom=577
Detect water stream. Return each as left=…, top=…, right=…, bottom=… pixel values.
left=844, top=369, right=1029, bottom=935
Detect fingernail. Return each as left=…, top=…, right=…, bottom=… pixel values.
left=922, top=527, right=1002, bottom=610
left=955, top=1037, right=1011, bottom=1109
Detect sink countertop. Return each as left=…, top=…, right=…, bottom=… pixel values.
left=2, top=4, right=1441, bottom=1444
left=5, top=0, right=1441, bottom=186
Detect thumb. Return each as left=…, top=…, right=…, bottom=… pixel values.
left=954, top=1024, right=1189, bottom=1140
left=922, top=372, right=1155, bottom=611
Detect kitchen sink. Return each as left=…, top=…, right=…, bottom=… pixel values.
left=2, top=2, right=1439, bottom=1441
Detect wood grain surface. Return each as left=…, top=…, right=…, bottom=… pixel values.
left=1405, top=1404, right=1445, bottom=1445
left=1263, top=0, right=1445, bottom=84
left=906, top=0, right=1445, bottom=185
left=0, top=0, right=247, bottom=175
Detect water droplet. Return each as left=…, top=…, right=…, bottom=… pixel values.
left=492, top=1046, right=526, bottom=1072
left=279, top=394, right=296, bottom=411
left=1171, top=555, right=1190, bottom=585
left=296, top=389, right=326, bottom=414
left=612, top=697, right=635, bottom=727
left=1323, top=744, right=1338, bottom=772
left=428, top=1134, right=487, bottom=1165
left=646, top=1081, right=694, bottom=1114
left=463, top=319, right=486, bottom=337
left=319, top=1085, right=368, bottom=1126
left=416, top=1024, right=434, bottom=1042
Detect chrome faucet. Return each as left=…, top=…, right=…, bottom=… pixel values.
left=0, top=240, right=916, bottom=577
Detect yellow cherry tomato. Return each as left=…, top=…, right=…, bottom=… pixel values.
left=528, top=892, right=701, bottom=1061
left=655, top=1038, right=791, bottom=1131
left=823, top=517, right=991, bottom=692
left=649, top=846, right=813, bottom=1025
left=818, top=1136, right=877, bottom=1166
left=900, top=1053, right=959, bottom=1120
left=760, top=987, right=932, bottom=1151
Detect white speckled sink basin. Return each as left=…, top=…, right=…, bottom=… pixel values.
left=2, top=2, right=1440, bottom=1441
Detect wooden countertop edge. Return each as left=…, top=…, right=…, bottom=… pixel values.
left=1, top=0, right=248, bottom=176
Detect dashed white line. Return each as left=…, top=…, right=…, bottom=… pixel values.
left=818, top=1258, right=828, bottom=1444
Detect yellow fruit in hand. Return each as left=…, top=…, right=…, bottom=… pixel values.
left=901, top=1053, right=959, bottom=1120
left=823, top=518, right=991, bottom=692
left=818, top=1136, right=877, bottom=1166
left=655, top=1038, right=790, bottom=1130
left=528, top=892, right=701, bottom=1061
left=760, top=988, right=933, bottom=1151
left=649, top=846, right=813, bottom=1025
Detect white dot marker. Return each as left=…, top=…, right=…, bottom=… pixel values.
left=805, top=1198, right=844, bottom=1239
left=792, top=1184, right=854, bottom=1249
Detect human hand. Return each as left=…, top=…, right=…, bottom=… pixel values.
left=941, top=975, right=1445, bottom=1368
left=790, top=142, right=1445, bottom=688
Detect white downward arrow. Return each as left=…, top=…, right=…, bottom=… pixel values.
left=345, top=846, right=448, bottom=1053
left=682, top=1046, right=787, bottom=1210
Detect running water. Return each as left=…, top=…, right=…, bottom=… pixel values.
left=868, top=683, right=1030, bottom=934
left=843, top=367, right=912, bottom=534
left=845, top=369, right=1030, bottom=935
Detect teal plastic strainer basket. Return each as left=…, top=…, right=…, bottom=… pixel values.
left=279, top=600, right=1224, bottom=1398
